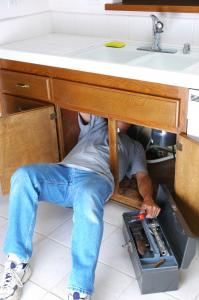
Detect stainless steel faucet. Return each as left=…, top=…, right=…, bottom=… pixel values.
left=137, top=14, right=177, bottom=54
left=151, top=14, right=163, bottom=51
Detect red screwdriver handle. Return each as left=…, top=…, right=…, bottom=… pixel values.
left=136, top=212, right=146, bottom=220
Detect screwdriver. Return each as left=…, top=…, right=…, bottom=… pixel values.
left=129, top=212, right=146, bottom=223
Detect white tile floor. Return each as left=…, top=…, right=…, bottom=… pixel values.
left=0, top=194, right=199, bottom=300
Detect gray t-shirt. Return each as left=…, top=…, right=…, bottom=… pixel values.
left=60, top=114, right=147, bottom=191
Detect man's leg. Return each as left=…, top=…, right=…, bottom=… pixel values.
left=4, top=163, right=72, bottom=261
left=67, top=170, right=113, bottom=296
left=0, top=163, right=73, bottom=300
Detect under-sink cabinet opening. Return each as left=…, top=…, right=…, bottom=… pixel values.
left=58, top=109, right=175, bottom=209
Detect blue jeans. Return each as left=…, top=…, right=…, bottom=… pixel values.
left=3, top=164, right=113, bottom=295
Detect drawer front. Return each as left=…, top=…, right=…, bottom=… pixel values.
left=53, top=79, right=179, bottom=132
left=0, top=70, right=51, bottom=102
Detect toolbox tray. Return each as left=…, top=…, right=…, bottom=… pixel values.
left=123, top=184, right=196, bottom=294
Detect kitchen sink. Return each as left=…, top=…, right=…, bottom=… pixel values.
left=128, top=52, right=199, bottom=71
left=72, top=44, right=199, bottom=72
left=75, top=45, right=149, bottom=64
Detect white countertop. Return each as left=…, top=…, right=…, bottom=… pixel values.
left=1, top=33, right=199, bottom=90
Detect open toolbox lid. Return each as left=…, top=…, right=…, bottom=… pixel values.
left=156, top=185, right=196, bottom=269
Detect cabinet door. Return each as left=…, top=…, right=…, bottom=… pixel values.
left=175, top=134, right=199, bottom=236
left=0, top=105, right=59, bottom=194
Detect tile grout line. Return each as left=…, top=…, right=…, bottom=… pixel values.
left=97, top=260, right=136, bottom=279
left=116, top=278, right=136, bottom=300
left=165, top=293, right=183, bottom=300
left=27, top=279, right=49, bottom=295
left=34, top=215, right=73, bottom=237
left=35, top=221, right=121, bottom=248
left=32, top=234, right=135, bottom=280
left=43, top=230, right=134, bottom=278
left=101, top=226, right=119, bottom=243
left=194, top=292, right=199, bottom=300
left=36, top=234, right=72, bottom=250
left=0, top=216, right=8, bottom=221
left=41, top=290, right=64, bottom=300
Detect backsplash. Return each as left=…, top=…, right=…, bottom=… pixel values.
left=52, top=11, right=199, bottom=48
left=0, top=0, right=49, bottom=20
left=0, top=0, right=51, bottom=45
left=0, top=0, right=199, bottom=48
left=49, top=0, right=199, bottom=48
left=0, top=12, right=52, bottom=45
left=49, top=0, right=114, bottom=14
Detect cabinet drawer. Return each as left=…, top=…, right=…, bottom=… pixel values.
left=53, top=79, right=179, bottom=132
left=0, top=103, right=59, bottom=194
left=0, top=70, right=51, bottom=102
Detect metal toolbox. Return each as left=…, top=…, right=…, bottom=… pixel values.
left=123, top=184, right=196, bottom=294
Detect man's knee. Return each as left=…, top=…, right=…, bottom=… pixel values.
left=11, top=165, right=36, bottom=186
left=74, top=190, right=103, bottom=225
left=77, top=187, right=106, bottom=214
left=85, top=179, right=112, bottom=203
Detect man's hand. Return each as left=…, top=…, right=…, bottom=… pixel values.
left=79, top=112, right=90, bottom=124
left=140, top=197, right=161, bottom=218
left=136, top=172, right=161, bottom=218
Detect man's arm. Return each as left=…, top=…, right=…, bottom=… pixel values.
left=136, top=171, right=161, bottom=218
left=79, top=112, right=90, bottom=124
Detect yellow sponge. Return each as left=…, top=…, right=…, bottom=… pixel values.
left=104, top=41, right=126, bottom=48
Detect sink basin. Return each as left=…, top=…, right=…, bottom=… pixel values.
left=128, top=52, right=199, bottom=71
left=75, top=45, right=148, bottom=64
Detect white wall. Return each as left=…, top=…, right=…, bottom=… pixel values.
left=1, top=0, right=199, bottom=48
left=0, top=13, right=52, bottom=45
left=0, top=0, right=49, bottom=20
left=49, top=0, right=118, bottom=14
left=0, top=0, right=51, bottom=45
left=50, top=0, right=199, bottom=48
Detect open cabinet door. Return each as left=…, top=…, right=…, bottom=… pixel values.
left=0, top=105, right=59, bottom=194
left=175, top=133, right=199, bottom=236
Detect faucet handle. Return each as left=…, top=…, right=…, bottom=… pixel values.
left=156, top=21, right=164, bottom=33
left=183, top=43, right=191, bottom=54
left=151, top=14, right=163, bottom=33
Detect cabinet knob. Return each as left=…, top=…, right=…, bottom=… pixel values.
left=16, top=83, right=30, bottom=88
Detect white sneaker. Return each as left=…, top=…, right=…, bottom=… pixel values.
left=0, top=260, right=31, bottom=300
left=68, top=291, right=91, bottom=300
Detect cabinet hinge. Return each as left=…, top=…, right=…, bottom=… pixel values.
left=50, top=112, right=57, bottom=120
left=176, top=142, right=183, bottom=151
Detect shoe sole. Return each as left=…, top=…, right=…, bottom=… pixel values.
left=21, top=265, right=32, bottom=284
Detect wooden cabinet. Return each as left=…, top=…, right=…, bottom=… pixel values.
left=0, top=80, right=59, bottom=194
left=52, top=78, right=180, bottom=209
left=175, top=134, right=199, bottom=235
left=0, top=94, right=44, bottom=115
left=1, top=59, right=199, bottom=235
left=0, top=70, right=51, bottom=102
left=105, top=2, right=199, bottom=13
left=53, top=79, right=179, bottom=133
